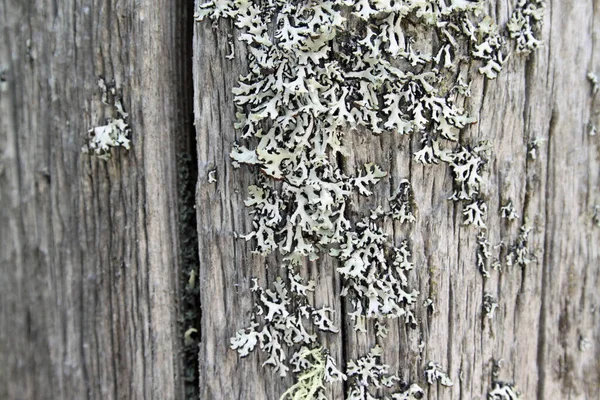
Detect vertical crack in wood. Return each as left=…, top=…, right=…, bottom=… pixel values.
left=177, top=0, right=200, bottom=398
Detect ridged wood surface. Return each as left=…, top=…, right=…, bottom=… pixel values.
left=0, top=1, right=192, bottom=398
left=194, top=1, right=600, bottom=399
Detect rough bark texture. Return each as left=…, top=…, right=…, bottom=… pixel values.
left=194, top=1, right=600, bottom=400
left=0, top=1, right=193, bottom=399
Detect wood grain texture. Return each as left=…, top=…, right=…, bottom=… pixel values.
left=0, top=1, right=192, bottom=399
left=194, top=1, right=599, bottom=399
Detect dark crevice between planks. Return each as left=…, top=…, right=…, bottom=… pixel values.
left=177, top=2, right=200, bottom=399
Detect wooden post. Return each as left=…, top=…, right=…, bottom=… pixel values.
left=193, top=1, right=599, bottom=399
left=0, top=0, right=193, bottom=399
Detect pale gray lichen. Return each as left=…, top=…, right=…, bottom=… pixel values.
left=578, top=336, right=592, bottom=352
left=84, top=78, right=131, bottom=160
left=389, top=180, right=417, bottom=224
left=334, top=223, right=419, bottom=328
left=507, top=0, right=546, bottom=54
left=346, top=345, right=424, bottom=400
left=506, top=221, right=533, bottom=267
left=588, top=123, right=597, bottom=137
left=487, top=381, right=521, bottom=400
left=208, top=169, right=218, bottom=183
left=483, top=293, right=498, bottom=319
left=424, top=361, right=453, bottom=387
left=226, top=35, right=236, bottom=60
left=464, top=200, right=488, bottom=228
left=281, top=347, right=346, bottom=400
left=389, top=384, right=425, bottom=400
left=444, top=144, right=489, bottom=227
left=527, top=137, right=545, bottom=160
left=500, top=200, right=519, bottom=221
left=472, top=17, right=508, bottom=79
left=423, top=298, right=435, bottom=313
left=184, top=327, right=198, bottom=345
left=194, top=0, right=536, bottom=397
left=230, top=271, right=340, bottom=378
left=476, top=231, right=492, bottom=277
left=375, top=321, right=389, bottom=339
left=491, top=259, right=502, bottom=272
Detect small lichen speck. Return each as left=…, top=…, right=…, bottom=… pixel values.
left=424, top=361, right=453, bottom=387
left=578, top=336, right=592, bottom=352
left=483, top=293, right=498, bottom=320
left=593, top=205, right=600, bottom=227
left=208, top=169, right=217, bottom=183
left=588, top=72, right=599, bottom=94
left=528, top=137, right=545, bottom=160
left=423, top=298, right=435, bottom=313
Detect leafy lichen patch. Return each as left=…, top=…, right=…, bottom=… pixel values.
left=507, top=0, right=546, bottom=54
left=195, top=0, right=546, bottom=397
left=83, top=78, right=131, bottom=159
left=389, top=179, right=417, bottom=224
left=506, top=221, right=534, bottom=267
left=281, top=347, right=346, bottom=400
left=346, top=345, right=424, bottom=400
left=424, top=361, right=453, bottom=387
left=477, top=231, right=492, bottom=277
left=488, top=381, right=521, bottom=400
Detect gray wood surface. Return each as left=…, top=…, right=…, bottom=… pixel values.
left=194, top=1, right=600, bottom=399
left=0, top=1, right=192, bottom=399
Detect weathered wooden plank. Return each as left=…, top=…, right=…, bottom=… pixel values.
left=194, top=0, right=599, bottom=399
left=0, top=1, right=193, bottom=399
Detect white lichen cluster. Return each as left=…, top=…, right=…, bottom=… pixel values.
left=230, top=272, right=340, bottom=378
left=375, top=321, right=389, bottom=338
left=389, top=180, right=416, bottom=224
left=420, top=141, right=490, bottom=227
left=488, top=381, right=521, bottom=400
left=507, top=0, right=546, bottom=54
left=471, top=16, right=507, bottom=79
left=424, top=361, right=453, bottom=387
left=506, top=222, right=533, bottom=267
left=500, top=200, right=519, bottom=221
left=197, top=0, right=509, bottom=238
left=476, top=231, right=492, bottom=277
left=346, top=345, right=424, bottom=400
left=83, top=78, right=131, bottom=159
left=281, top=347, right=346, bottom=400
left=334, top=223, right=419, bottom=330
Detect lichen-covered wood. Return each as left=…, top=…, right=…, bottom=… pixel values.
left=0, top=1, right=193, bottom=399
left=194, top=1, right=599, bottom=399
